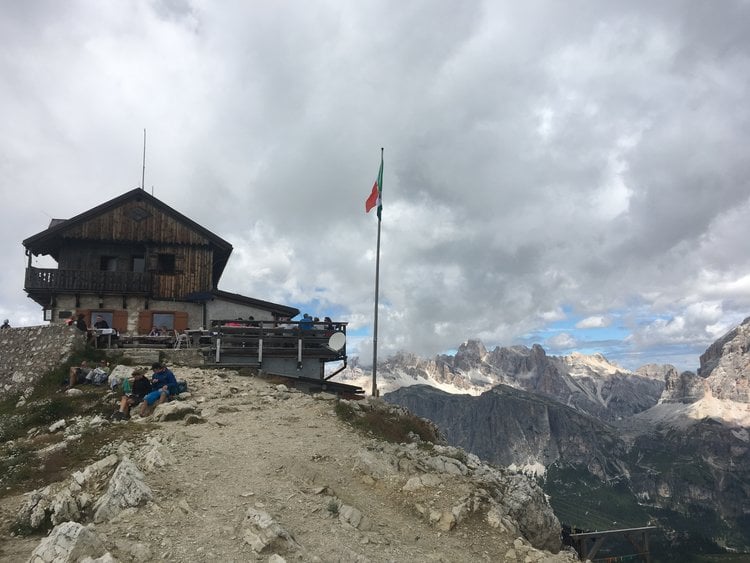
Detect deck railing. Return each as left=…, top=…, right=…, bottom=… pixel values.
left=24, top=267, right=151, bottom=294
left=209, top=319, right=348, bottom=367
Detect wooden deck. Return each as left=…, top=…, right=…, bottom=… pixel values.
left=207, top=320, right=348, bottom=378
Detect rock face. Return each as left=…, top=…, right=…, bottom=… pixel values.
left=383, top=322, right=750, bottom=554
left=385, top=384, right=627, bottom=480
left=0, top=325, right=81, bottom=403
left=697, top=316, right=750, bottom=402
left=658, top=367, right=706, bottom=404
left=344, top=341, right=664, bottom=422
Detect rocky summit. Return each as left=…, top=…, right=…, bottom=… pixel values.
left=0, top=367, right=579, bottom=563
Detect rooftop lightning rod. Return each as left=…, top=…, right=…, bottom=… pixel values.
left=141, top=128, right=147, bottom=191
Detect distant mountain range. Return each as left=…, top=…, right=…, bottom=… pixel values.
left=338, top=318, right=750, bottom=556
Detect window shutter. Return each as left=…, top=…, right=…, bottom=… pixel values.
left=174, top=311, right=189, bottom=332
left=138, top=311, right=152, bottom=335
left=112, top=310, right=128, bottom=333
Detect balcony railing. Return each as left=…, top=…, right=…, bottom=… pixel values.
left=24, top=267, right=151, bottom=294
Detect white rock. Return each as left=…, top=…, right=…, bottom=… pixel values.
left=150, top=401, right=198, bottom=422
left=242, top=507, right=300, bottom=554
left=338, top=504, right=363, bottom=529
left=92, top=458, right=153, bottom=523
left=48, top=419, right=66, bottom=433
left=27, top=521, right=106, bottom=563
left=49, top=487, right=81, bottom=525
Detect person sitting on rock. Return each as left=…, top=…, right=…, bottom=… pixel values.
left=67, top=360, right=91, bottom=388
left=140, top=362, right=179, bottom=416
left=112, top=368, right=150, bottom=420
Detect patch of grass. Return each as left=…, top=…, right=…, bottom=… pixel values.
left=334, top=401, right=441, bottom=444
left=0, top=354, right=145, bottom=500
left=0, top=422, right=152, bottom=499
left=0, top=443, right=36, bottom=486
left=334, top=401, right=358, bottom=422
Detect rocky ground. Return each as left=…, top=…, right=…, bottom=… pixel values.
left=0, top=367, right=578, bottom=562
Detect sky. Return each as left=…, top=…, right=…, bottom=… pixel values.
left=2, top=0, right=749, bottom=373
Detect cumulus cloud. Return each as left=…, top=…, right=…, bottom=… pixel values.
left=576, top=316, right=612, bottom=329
left=546, top=333, right=578, bottom=351
left=2, top=1, right=750, bottom=372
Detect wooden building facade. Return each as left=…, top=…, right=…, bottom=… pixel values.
left=23, top=188, right=298, bottom=334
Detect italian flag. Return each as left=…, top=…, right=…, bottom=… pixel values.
left=365, top=154, right=384, bottom=219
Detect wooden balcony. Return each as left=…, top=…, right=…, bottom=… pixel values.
left=24, top=267, right=152, bottom=296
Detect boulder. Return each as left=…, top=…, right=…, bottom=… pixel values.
left=27, top=521, right=106, bottom=563
left=92, top=457, right=153, bottom=523
left=150, top=401, right=198, bottom=422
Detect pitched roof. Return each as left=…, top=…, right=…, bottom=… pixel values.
left=183, top=289, right=299, bottom=318
left=23, top=188, right=233, bottom=282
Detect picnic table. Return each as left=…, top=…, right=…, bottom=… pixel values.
left=118, top=334, right=176, bottom=348
left=92, top=328, right=118, bottom=349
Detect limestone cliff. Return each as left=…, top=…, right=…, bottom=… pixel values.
left=381, top=321, right=750, bottom=553
left=697, top=316, right=750, bottom=402
left=344, top=341, right=664, bottom=423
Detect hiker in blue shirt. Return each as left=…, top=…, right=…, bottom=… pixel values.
left=140, top=362, right=179, bottom=416
left=299, top=313, right=314, bottom=330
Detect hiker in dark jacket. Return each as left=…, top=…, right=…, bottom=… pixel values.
left=112, top=369, right=150, bottom=420
left=140, top=363, right=179, bottom=416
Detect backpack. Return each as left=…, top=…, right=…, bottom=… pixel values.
left=166, top=380, right=188, bottom=397
left=90, top=368, right=109, bottom=386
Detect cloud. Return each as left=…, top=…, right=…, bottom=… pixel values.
left=2, top=1, right=750, bottom=374
left=546, top=333, right=578, bottom=351
left=576, top=316, right=612, bottom=329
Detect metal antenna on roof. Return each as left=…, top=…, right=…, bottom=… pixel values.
left=141, top=128, right=146, bottom=191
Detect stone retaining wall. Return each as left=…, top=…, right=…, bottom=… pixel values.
left=0, top=325, right=82, bottom=401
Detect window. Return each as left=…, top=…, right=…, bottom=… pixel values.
left=100, top=256, right=117, bottom=271
left=152, top=313, right=175, bottom=331
left=131, top=255, right=145, bottom=273
left=90, top=311, right=114, bottom=327
left=157, top=253, right=175, bottom=274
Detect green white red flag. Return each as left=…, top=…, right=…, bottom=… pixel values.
left=365, top=154, right=383, bottom=219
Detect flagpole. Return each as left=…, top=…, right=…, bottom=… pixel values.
left=372, top=147, right=383, bottom=397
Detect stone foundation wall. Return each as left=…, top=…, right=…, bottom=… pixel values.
left=0, top=325, right=82, bottom=401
